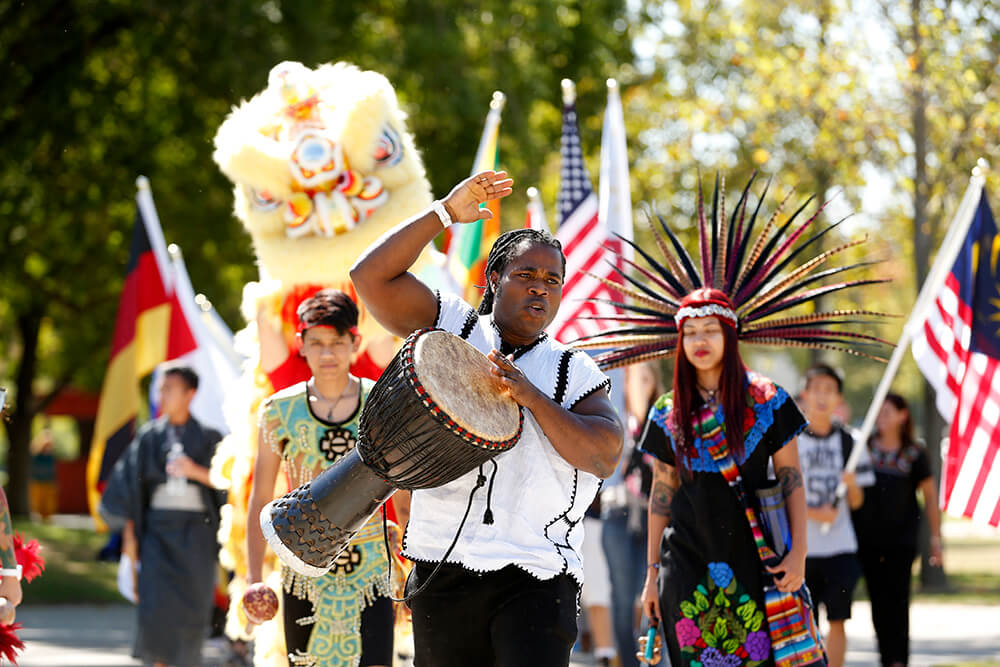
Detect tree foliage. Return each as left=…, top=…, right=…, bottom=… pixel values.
left=2, top=0, right=998, bottom=518
left=620, top=0, right=905, bottom=413
left=0, top=0, right=636, bottom=513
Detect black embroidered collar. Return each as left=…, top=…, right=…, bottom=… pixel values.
left=804, top=426, right=837, bottom=439
left=490, top=318, right=547, bottom=360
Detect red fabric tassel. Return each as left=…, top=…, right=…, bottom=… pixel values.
left=0, top=623, right=24, bottom=665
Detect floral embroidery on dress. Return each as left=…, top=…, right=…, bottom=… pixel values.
left=675, top=562, right=770, bottom=666
left=870, top=443, right=920, bottom=475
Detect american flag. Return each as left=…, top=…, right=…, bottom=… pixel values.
left=549, top=86, right=631, bottom=343
left=912, top=191, right=1000, bottom=527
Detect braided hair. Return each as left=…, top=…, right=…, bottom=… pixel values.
left=477, top=228, right=565, bottom=314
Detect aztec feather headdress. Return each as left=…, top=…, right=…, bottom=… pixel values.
left=573, top=173, right=895, bottom=369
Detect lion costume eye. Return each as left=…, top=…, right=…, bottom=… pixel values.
left=373, top=125, right=403, bottom=167
left=249, top=187, right=281, bottom=211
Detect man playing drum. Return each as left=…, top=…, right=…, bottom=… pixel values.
left=350, top=170, right=624, bottom=666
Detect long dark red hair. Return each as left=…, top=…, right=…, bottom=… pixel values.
left=672, top=318, right=748, bottom=470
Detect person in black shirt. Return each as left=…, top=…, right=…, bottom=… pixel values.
left=852, top=393, right=942, bottom=667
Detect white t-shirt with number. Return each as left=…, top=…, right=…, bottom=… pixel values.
left=799, top=427, right=876, bottom=557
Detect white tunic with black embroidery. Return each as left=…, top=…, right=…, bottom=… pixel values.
left=401, top=292, right=611, bottom=585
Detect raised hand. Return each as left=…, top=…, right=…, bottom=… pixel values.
left=442, top=170, right=514, bottom=223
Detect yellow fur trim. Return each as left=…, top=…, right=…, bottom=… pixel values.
left=212, top=63, right=429, bottom=658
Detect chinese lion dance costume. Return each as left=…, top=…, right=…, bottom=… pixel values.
left=211, top=61, right=432, bottom=666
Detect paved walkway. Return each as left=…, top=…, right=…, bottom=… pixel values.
left=14, top=600, right=1000, bottom=666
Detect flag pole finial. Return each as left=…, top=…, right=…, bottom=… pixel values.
left=526, top=186, right=540, bottom=201
left=490, top=91, right=506, bottom=112
left=606, top=78, right=618, bottom=90
left=136, top=175, right=150, bottom=191
left=167, top=243, right=182, bottom=260
left=561, top=79, right=576, bottom=106
left=974, top=157, right=990, bottom=177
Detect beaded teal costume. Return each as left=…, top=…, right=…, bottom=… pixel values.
left=260, top=379, right=403, bottom=667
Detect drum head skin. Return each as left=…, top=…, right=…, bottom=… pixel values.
left=413, top=331, right=521, bottom=444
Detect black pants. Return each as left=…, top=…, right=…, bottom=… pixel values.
left=408, top=562, right=579, bottom=667
left=859, top=546, right=916, bottom=666
left=283, top=590, right=394, bottom=666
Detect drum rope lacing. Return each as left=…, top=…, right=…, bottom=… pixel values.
left=357, top=328, right=524, bottom=490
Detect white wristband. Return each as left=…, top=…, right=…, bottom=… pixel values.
left=0, top=565, right=22, bottom=581
left=431, top=200, right=453, bottom=229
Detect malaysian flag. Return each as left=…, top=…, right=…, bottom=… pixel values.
left=912, top=188, right=1000, bottom=527
left=549, top=80, right=632, bottom=343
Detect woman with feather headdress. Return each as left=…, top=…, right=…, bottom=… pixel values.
left=575, top=174, right=892, bottom=667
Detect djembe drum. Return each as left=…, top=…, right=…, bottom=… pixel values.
left=261, top=328, right=523, bottom=577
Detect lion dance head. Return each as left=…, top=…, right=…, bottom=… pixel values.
left=210, top=62, right=428, bottom=658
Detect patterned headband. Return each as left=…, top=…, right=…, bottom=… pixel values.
left=675, top=303, right=738, bottom=328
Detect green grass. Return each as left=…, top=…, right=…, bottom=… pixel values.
left=850, top=531, right=1000, bottom=605
left=852, top=568, right=1000, bottom=605
left=914, top=534, right=1000, bottom=604
left=913, top=571, right=1000, bottom=604
left=13, top=519, right=123, bottom=604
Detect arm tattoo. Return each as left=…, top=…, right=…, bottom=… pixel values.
left=650, top=463, right=680, bottom=520
left=0, top=488, right=15, bottom=568
left=650, top=481, right=674, bottom=520
left=777, top=466, right=803, bottom=497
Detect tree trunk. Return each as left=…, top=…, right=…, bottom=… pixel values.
left=907, top=0, right=949, bottom=590
left=4, top=311, right=42, bottom=517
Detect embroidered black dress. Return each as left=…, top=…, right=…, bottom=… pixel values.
left=639, top=374, right=806, bottom=667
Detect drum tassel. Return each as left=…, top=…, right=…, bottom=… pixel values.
left=482, top=459, right=499, bottom=525
left=380, top=468, right=488, bottom=603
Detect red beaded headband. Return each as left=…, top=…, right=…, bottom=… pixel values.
left=296, top=322, right=360, bottom=337
left=675, top=289, right=738, bottom=329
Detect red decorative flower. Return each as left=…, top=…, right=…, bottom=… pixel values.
left=13, top=534, right=44, bottom=583
left=747, top=374, right=776, bottom=404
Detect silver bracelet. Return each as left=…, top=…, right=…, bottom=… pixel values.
left=0, top=565, right=22, bottom=581
left=431, top=200, right=453, bottom=229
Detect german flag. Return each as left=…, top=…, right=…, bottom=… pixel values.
left=86, top=178, right=197, bottom=525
